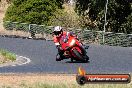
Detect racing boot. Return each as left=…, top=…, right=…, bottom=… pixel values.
left=56, top=53, right=65, bottom=61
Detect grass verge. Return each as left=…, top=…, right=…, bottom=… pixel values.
left=0, top=49, right=16, bottom=63
left=19, top=83, right=132, bottom=88
left=1, top=81, right=132, bottom=88
left=0, top=74, right=131, bottom=88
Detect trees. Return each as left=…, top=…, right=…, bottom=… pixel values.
left=107, top=0, right=131, bottom=33
left=4, top=0, right=132, bottom=33
left=4, top=0, right=63, bottom=25
left=75, top=0, right=132, bottom=33
left=48, top=4, right=80, bottom=28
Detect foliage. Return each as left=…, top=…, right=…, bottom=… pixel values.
left=75, top=0, right=132, bottom=33
left=120, top=13, right=132, bottom=33
left=3, top=21, right=14, bottom=30
left=106, top=0, right=132, bottom=33
left=0, top=49, right=16, bottom=61
left=4, top=0, right=63, bottom=25
left=48, top=4, right=80, bottom=28
left=2, top=82, right=132, bottom=88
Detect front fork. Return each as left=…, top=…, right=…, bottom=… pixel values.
left=80, top=46, right=87, bottom=55
left=77, top=43, right=87, bottom=55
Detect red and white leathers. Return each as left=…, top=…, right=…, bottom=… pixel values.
left=53, top=31, right=75, bottom=46
left=53, top=31, right=87, bottom=61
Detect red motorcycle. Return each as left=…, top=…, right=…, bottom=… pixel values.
left=56, top=34, right=89, bottom=63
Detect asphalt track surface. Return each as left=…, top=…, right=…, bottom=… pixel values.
left=0, top=37, right=132, bottom=74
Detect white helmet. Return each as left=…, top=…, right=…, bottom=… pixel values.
left=53, top=26, right=63, bottom=36
left=54, top=26, right=62, bottom=31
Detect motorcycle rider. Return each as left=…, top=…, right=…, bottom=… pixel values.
left=53, top=26, right=86, bottom=61
left=53, top=26, right=74, bottom=61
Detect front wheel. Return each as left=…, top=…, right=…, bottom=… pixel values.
left=83, top=55, right=89, bottom=63
left=71, top=58, right=74, bottom=62
left=72, top=49, right=87, bottom=62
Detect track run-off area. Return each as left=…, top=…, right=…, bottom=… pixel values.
left=0, top=37, right=132, bottom=74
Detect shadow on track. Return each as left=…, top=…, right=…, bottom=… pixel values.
left=65, top=60, right=90, bottom=63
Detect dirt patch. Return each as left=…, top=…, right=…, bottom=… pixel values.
left=0, top=5, right=31, bottom=38
left=0, top=54, right=11, bottom=64
left=0, top=54, right=6, bottom=63
left=0, top=2, right=29, bottom=38
left=0, top=74, right=76, bottom=87
left=0, top=2, right=11, bottom=35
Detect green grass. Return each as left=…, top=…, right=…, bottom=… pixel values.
left=1, top=82, right=132, bottom=88
left=0, top=49, right=16, bottom=61
left=33, top=83, right=132, bottom=88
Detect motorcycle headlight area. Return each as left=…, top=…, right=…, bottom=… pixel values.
left=63, top=38, right=68, bottom=43
left=69, top=39, right=76, bottom=46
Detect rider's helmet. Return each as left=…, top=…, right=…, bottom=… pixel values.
left=53, top=26, right=63, bottom=37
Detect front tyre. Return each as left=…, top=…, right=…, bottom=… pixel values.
left=72, top=49, right=84, bottom=62
left=83, top=55, right=89, bottom=63
left=71, top=58, right=74, bottom=62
